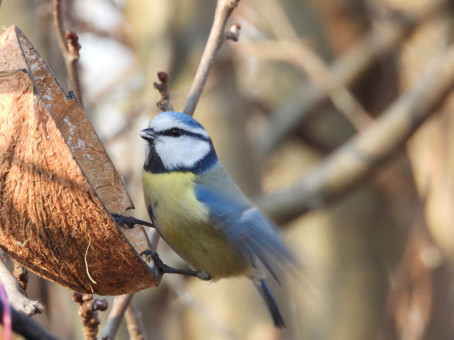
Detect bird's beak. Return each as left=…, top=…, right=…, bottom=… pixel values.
left=140, top=128, right=157, bottom=142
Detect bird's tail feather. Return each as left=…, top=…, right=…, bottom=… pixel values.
left=254, top=278, right=285, bottom=329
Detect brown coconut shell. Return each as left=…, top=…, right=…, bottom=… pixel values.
left=0, top=26, right=158, bottom=295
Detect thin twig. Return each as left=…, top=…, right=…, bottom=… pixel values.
left=255, top=0, right=450, bottom=157
left=53, top=0, right=66, bottom=54
left=0, top=256, right=44, bottom=316
left=153, top=71, right=174, bottom=112
left=53, top=0, right=83, bottom=105
left=182, top=0, right=241, bottom=116
left=125, top=300, right=149, bottom=340
left=257, top=42, right=454, bottom=224
left=12, top=262, right=28, bottom=292
left=73, top=292, right=108, bottom=340
left=99, top=294, right=134, bottom=340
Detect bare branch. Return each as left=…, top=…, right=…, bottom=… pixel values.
left=258, top=43, right=454, bottom=224
left=154, top=71, right=174, bottom=112
left=125, top=300, right=149, bottom=340
left=255, top=0, right=450, bottom=157
left=53, top=0, right=83, bottom=105
left=99, top=294, right=134, bottom=340
left=182, top=0, right=241, bottom=116
left=73, top=292, right=108, bottom=340
left=287, top=40, right=374, bottom=131
left=255, top=0, right=373, bottom=131
left=0, top=256, right=44, bottom=316
left=241, top=39, right=374, bottom=131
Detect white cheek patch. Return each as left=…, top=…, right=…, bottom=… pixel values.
left=155, top=135, right=211, bottom=170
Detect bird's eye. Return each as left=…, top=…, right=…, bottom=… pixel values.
left=163, top=128, right=184, bottom=137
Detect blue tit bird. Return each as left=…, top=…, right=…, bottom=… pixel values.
left=140, top=111, right=294, bottom=328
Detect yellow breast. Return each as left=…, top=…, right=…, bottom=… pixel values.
left=143, top=170, right=209, bottom=225
left=142, top=170, right=248, bottom=279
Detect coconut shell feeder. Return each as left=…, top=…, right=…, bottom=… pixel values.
left=0, top=26, right=158, bottom=295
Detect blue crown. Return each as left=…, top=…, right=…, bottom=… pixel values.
left=161, top=111, right=206, bottom=130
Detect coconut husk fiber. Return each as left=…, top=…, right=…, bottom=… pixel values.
left=0, top=26, right=158, bottom=295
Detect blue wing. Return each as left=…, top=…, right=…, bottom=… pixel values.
left=195, top=185, right=294, bottom=281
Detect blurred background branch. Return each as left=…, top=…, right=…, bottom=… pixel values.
left=254, top=0, right=450, bottom=158
left=259, top=39, right=454, bottom=224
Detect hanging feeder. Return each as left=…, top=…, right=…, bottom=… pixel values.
left=0, top=26, right=158, bottom=295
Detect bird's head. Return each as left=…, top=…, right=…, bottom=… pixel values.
left=140, top=111, right=218, bottom=173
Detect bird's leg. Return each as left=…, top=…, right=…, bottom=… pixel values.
left=141, top=250, right=211, bottom=281
left=112, top=214, right=155, bottom=229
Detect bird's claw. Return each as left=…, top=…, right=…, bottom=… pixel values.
left=140, top=250, right=211, bottom=281
left=112, top=214, right=154, bottom=229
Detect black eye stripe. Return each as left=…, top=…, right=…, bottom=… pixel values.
left=160, top=128, right=184, bottom=137
left=158, top=128, right=210, bottom=141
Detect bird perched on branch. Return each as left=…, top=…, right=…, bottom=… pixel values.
left=140, top=111, right=294, bottom=328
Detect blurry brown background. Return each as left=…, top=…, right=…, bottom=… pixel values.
left=1, top=0, right=454, bottom=339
